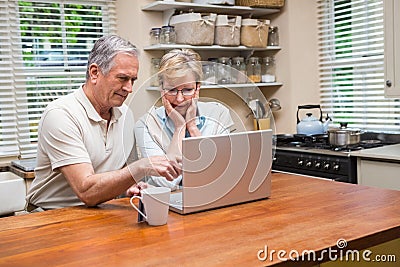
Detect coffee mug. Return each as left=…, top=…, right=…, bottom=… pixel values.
left=130, top=187, right=171, bottom=226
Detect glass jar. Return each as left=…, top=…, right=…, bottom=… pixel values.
left=150, top=58, right=161, bottom=87
left=217, top=57, right=232, bottom=84
left=247, top=57, right=261, bottom=83
left=268, top=26, right=279, bottom=46
left=202, top=62, right=216, bottom=85
left=231, top=57, right=247, bottom=84
left=149, top=27, right=161, bottom=45
left=261, top=56, right=276, bottom=83
left=160, top=25, right=176, bottom=44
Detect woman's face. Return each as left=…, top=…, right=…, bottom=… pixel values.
left=161, top=73, right=199, bottom=116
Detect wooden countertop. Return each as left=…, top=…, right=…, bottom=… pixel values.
left=8, top=165, right=35, bottom=179
left=0, top=173, right=399, bottom=266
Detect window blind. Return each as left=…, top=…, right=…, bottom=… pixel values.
left=0, top=0, right=116, bottom=159
left=317, top=0, right=400, bottom=133
left=0, top=1, right=19, bottom=157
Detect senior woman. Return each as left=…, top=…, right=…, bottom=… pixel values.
left=133, top=49, right=234, bottom=190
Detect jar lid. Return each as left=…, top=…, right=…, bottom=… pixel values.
left=329, top=128, right=361, bottom=134
left=249, top=56, right=260, bottom=61
left=218, top=57, right=231, bottom=63
left=232, top=56, right=244, bottom=60
left=262, top=56, right=274, bottom=62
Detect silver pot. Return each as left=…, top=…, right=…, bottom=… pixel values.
left=328, top=123, right=361, bottom=146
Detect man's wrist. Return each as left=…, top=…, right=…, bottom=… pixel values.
left=126, top=160, right=144, bottom=184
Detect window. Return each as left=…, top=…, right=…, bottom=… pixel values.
left=0, top=0, right=116, bottom=158
left=317, top=0, right=400, bottom=133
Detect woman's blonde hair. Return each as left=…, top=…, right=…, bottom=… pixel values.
left=158, top=49, right=203, bottom=86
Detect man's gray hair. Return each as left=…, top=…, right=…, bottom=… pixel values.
left=86, top=35, right=139, bottom=80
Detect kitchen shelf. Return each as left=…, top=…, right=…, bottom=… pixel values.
left=146, top=82, right=283, bottom=91
left=142, top=2, right=284, bottom=93
left=141, top=1, right=280, bottom=17
left=144, top=44, right=281, bottom=51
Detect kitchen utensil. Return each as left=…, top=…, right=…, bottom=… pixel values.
left=268, top=98, right=281, bottom=111
left=255, top=99, right=266, bottom=130
left=296, top=104, right=330, bottom=135
left=328, top=123, right=361, bottom=147
left=255, top=99, right=266, bottom=118
left=249, top=99, right=267, bottom=130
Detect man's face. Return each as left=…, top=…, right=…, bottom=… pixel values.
left=93, top=53, right=139, bottom=108
left=162, top=73, right=199, bottom=116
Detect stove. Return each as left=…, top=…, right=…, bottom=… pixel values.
left=272, top=133, right=400, bottom=184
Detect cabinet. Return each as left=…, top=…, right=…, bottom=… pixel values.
left=357, top=159, right=400, bottom=191
left=141, top=1, right=283, bottom=91
left=384, top=0, right=400, bottom=98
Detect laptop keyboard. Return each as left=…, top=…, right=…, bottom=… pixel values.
left=170, top=192, right=183, bottom=209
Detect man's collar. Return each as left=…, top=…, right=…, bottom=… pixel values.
left=75, top=85, right=123, bottom=122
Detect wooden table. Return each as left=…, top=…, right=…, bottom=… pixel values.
left=0, top=173, right=399, bottom=266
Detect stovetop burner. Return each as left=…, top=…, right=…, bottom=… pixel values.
left=276, top=134, right=389, bottom=152
left=273, top=132, right=400, bottom=184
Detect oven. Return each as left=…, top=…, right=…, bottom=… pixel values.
left=272, top=133, right=400, bottom=184
left=273, top=148, right=357, bottom=183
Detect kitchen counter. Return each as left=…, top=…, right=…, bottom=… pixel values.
left=351, top=143, right=400, bottom=162
left=0, top=173, right=399, bottom=266
left=352, top=144, right=400, bottom=190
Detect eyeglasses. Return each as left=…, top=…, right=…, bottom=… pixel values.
left=164, top=88, right=196, bottom=96
left=164, top=82, right=198, bottom=96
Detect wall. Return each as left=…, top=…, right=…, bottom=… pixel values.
left=116, top=0, right=320, bottom=134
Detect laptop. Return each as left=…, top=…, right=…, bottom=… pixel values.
left=169, top=129, right=273, bottom=214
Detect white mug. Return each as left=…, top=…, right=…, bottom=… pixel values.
left=130, top=187, right=171, bottom=226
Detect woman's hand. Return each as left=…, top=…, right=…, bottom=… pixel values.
left=185, top=98, right=198, bottom=128
left=162, top=95, right=186, bottom=129
left=186, top=98, right=201, bottom=137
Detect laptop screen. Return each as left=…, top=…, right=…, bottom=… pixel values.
left=170, top=129, right=272, bottom=214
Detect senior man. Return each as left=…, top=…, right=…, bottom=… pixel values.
left=26, top=35, right=181, bottom=211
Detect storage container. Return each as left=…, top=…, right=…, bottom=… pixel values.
left=247, top=57, right=261, bottom=82
left=240, top=19, right=270, bottom=48
left=236, top=0, right=284, bottom=8
left=160, top=25, right=176, bottom=44
left=232, top=56, right=247, bottom=83
left=216, top=57, right=232, bottom=84
left=150, top=58, right=161, bottom=87
left=214, top=15, right=241, bottom=46
left=202, top=62, right=217, bottom=84
left=170, top=13, right=217, bottom=45
left=261, top=56, right=276, bottom=82
left=267, top=26, right=279, bottom=46
left=149, top=27, right=161, bottom=45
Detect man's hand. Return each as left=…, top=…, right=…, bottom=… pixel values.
left=127, top=155, right=182, bottom=182
left=125, top=181, right=150, bottom=197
